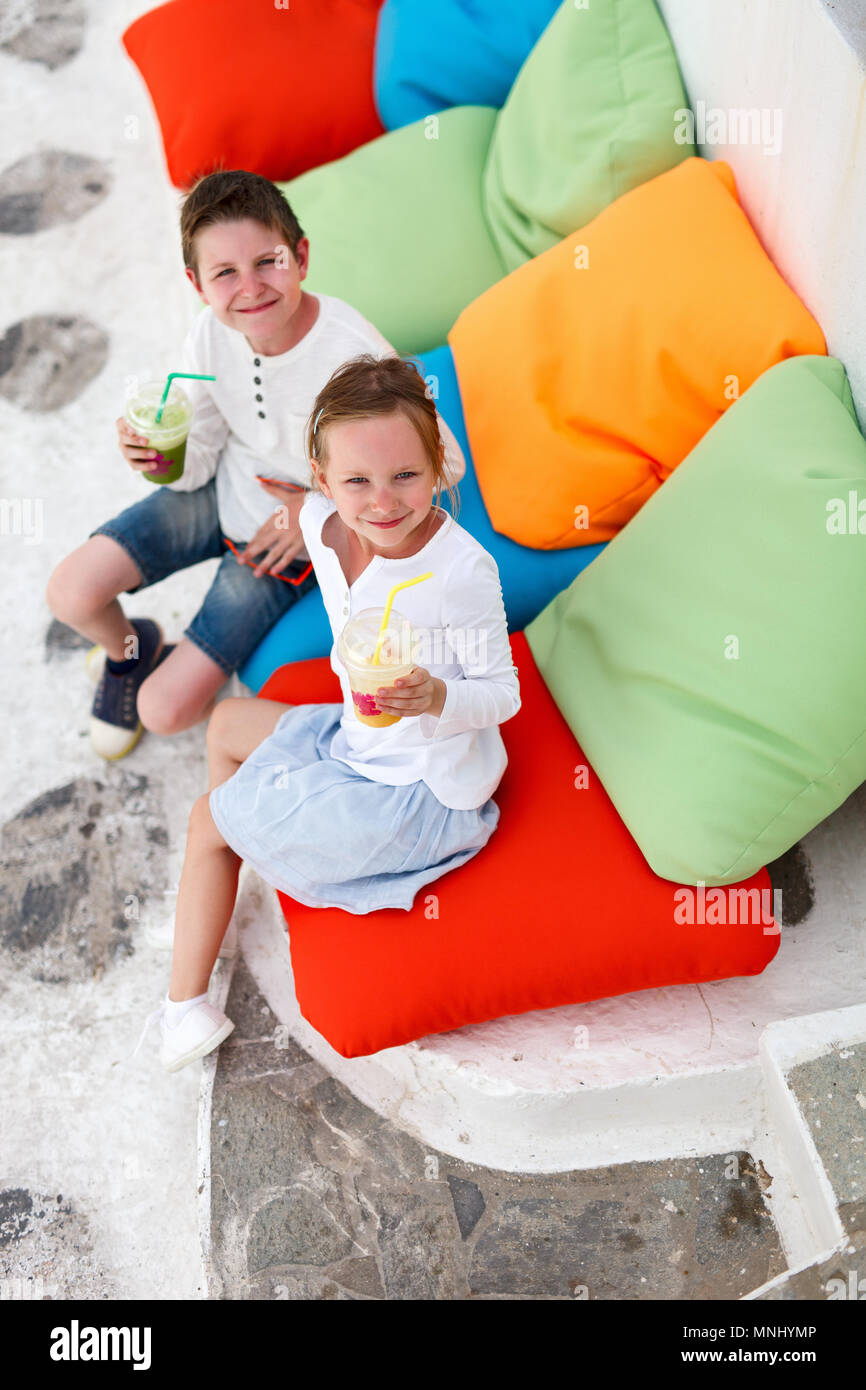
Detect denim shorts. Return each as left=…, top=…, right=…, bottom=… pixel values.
left=89, top=478, right=319, bottom=676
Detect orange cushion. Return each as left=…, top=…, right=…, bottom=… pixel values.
left=122, top=0, right=385, bottom=189
left=259, top=633, right=780, bottom=1058
left=449, top=157, right=826, bottom=549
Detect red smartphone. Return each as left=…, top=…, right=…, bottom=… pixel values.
left=255, top=475, right=307, bottom=492
left=222, top=535, right=313, bottom=585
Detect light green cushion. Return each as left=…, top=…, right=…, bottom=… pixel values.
left=278, top=106, right=505, bottom=354
left=525, top=355, right=866, bottom=885
left=483, top=0, right=694, bottom=272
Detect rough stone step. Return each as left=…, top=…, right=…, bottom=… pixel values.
left=202, top=956, right=788, bottom=1301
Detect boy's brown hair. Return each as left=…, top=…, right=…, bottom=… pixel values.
left=306, top=355, right=461, bottom=522
left=180, top=168, right=305, bottom=285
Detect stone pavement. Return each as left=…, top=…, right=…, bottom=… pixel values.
left=206, top=958, right=788, bottom=1301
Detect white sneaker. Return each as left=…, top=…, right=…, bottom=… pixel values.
left=132, top=998, right=234, bottom=1072
left=160, top=1001, right=234, bottom=1072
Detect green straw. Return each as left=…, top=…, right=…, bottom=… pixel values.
left=155, top=372, right=216, bottom=423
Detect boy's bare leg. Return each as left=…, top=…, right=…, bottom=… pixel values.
left=136, top=640, right=230, bottom=735
left=45, top=535, right=144, bottom=661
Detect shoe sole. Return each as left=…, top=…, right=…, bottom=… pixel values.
left=162, top=1018, right=235, bottom=1072
left=93, top=722, right=145, bottom=762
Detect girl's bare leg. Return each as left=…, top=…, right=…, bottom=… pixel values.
left=168, top=697, right=296, bottom=1000
left=205, top=695, right=295, bottom=790
left=169, top=795, right=241, bottom=1000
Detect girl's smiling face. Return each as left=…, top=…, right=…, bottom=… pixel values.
left=311, top=411, right=437, bottom=558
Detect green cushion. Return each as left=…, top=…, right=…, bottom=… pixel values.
left=525, top=355, right=866, bottom=885
left=483, top=0, right=694, bottom=273
left=278, top=106, right=505, bottom=354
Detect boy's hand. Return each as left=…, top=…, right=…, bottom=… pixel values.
left=242, top=488, right=306, bottom=577
left=116, top=417, right=159, bottom=472
left=373, top=667, right=446, bottom=720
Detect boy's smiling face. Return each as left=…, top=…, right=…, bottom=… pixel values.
left=186, top=217, right=314, bottom=355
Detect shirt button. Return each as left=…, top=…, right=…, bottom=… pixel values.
left=254, top=376, right=261, bottom=385
left=255, top=393, right=263, bottom=402
left=258, top=410, right=265, bottom=419
left=253, top=357, right=261, bottom=366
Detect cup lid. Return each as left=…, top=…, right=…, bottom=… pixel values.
left=338, top=607, right=416, bottom=667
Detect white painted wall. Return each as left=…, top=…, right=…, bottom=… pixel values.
left=656, top=0, right=866, bottom=427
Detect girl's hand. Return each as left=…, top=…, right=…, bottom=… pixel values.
left=374, top=667, right=446, bottom=719
left=242, top=488, right=306, bottom=577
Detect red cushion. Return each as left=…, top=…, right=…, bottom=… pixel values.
left=260, top=633, right=780, bottom=1058
left=122, top=0, right=385, bottom=189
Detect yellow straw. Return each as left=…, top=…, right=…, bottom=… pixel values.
left=372, top=572, right=433, bottom=665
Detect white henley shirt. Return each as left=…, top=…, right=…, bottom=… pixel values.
left=163, top=294, right=465, bottom=559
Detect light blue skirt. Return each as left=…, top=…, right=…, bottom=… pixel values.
left=208, top=703, right=500, bottom=914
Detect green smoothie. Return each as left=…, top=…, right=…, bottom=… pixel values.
left=125, top=382, right=194, bottom=485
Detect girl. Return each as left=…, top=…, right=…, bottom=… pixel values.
left=135, top=354, right=521, bottom=1071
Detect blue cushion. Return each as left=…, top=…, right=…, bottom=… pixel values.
left=238, top=344, right=605, bottom=692
left=374, top=0, right=560, bottom=131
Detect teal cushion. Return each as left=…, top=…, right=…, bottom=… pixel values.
left=278, top=106, right=504, bottom=354
left=525, top=355, right=866, bottom=885
left=374, top=0, right=559, bottom=129
left=483, top=0, right=694, bottom=272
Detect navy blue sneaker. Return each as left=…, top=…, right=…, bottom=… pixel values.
left=89, top=618, right=165, bottom=761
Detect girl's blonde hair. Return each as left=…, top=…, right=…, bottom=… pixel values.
left=306, top=354, right=461, bottom=523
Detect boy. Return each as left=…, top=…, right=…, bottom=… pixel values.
left=45, top=170, right=465, bottom=760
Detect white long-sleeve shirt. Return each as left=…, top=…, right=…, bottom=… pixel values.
left=164, top=294, right=465, bottom=559
left=298, top=490, right=521, bottom=810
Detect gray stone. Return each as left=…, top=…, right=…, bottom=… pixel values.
left=446, top=1174, right=485, bottom=1240
left=0, top=314, right=109, bottom=411
left=0, top=0, right=86, bottom=70
left=693, top=1153, right=785, bottom=1295
left=326, top=1255, right=385, bottom=1300
left=44, top=617, right=92, bottom=656
left=0, top=1187, right=34, bottom=1245
left=247, top=1181, right=358, bottom=1274
left=365, top=1188, right=464, bottom=1300
left=0, top=772, right=168, bottom=983
left=766, top=842, right=815, bottom=925
left=0, top=150, right=110, bottom=235
left=241, top=1270, right=358, bottom=1301
left=0, top=1187, right=118, bottom=1299
left=221, top=954, right=299, bottom=1050
left=787, top=1043, right=866, bottom=1233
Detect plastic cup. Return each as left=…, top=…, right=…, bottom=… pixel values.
left=125, top=380, right=194, bottom=485
left=337, top=607, right=419, bottom=727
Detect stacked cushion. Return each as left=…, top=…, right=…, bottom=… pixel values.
left=374, top=0, right=560, bottom=130
left=238, top=344, right=606, bottom=692
left=525, top=355, right=866, bottom=886
left=483, top=0, right=693, bottom=272
left=450, top=157, right=827, bottom=549
left=282, top=0, right=694, bottom=354
left=122, top=0, right=385, bottom=189
left=261, top=633, right=779, bottom=1058
left=280, top=107, right=503, bottom=356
